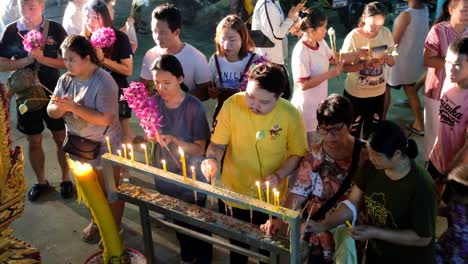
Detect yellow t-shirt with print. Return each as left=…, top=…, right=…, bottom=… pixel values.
left=211, top=92, right=308, bottom=209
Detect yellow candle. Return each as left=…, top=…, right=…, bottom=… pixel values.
left=68, top=160, right=124, bottom=263
left=339, top=51, right=342, bottom=62
left=122, top=144, right=127, bottom=159
left=161, top=159, right=167, bottom=172
left=255, top=181, right=263, bottom=201
left=141, top=144, right=149, bottom=166
left=178, top=147, right=187, bottom=181
left=106, top=136, right=112, bottom=154
left=275, top=191, right=280, bottom=207
left=345, top=220, right=353, bottom=229
left=207, top=164, right=214, bottom=186
left=272, top=188, right=277, bottom=205
left=191, top=166, right=196, bottom=181
left=266, top=181, right=270, bottom=204
left=127, top=144, right=134, bottom=163
left=117, top=150, right=122, bottom=161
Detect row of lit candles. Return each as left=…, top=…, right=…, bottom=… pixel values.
left=255, top=181, right=280, bottom=207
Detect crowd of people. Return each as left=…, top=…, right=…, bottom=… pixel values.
left=0, top=0, right=466, bottom=263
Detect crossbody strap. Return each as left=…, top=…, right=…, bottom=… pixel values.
left=239, top=53, right=257, bottom=90
left=213, top=54, right=224, bottom=87
left=265, top=0, right=284, bottom=40
left=309, top=138, right=364, bottom=221
left=41, top=19, right=50, bottom=51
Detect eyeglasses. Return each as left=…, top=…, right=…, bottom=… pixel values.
left=316, top=123, right=345, bottom=136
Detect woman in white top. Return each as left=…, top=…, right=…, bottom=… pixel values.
left=290, top=8, right=343, bottom=148
left=251, top=0, right=303, bottom=99
left=341, top=1, right=395, bottom=139
left=386, top=0, right=429, bottom=135
left=208, top=14, right=258, bottom=120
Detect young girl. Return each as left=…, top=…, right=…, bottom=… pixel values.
left=289, top=8, right=343, bottom=148
left=341, top=2, right=395, bottom=139
left=208, top=14, right=260, bottom=120
left=82, top=0, right=135, bottom=143
left=151, top=54, right=212, bottom=264
left=386, top=0, right=429, bottom=135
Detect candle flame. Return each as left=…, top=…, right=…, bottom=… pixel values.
left=265, top=181, right=270, bottom=187
left=127, top=144, right=132, bottom=149
left=191, top=166, right=195, bottom=171
left=255, top=181, right=260, bottom=187
left=161, top=159, right=166, bottom=164
left=117, top=150, right=121, bottom=155
left=122, top=144, right=126, bottom=148
left=141, top=144, right=146, bottom=149
left=69, top=159, right=93, bottom=175
left=178, top=146, right=184, bottom=155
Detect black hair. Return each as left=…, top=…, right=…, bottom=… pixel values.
left=358, top=2, right=387, bottom=27
left=435, top=0, right=451, bottom=24
left=448, top=36, right=468, bottom=58
left=290, top=8, right=328, bottom=36
left=152, top=3, right=182, bottom=32
left=368, top=120, right=418, bottom=159
left=316, top=94, right=354, bottom=127
left=61, top=34, right=100, bottom=65
left=247, top=64, right=286, bottom=98
left=151, top=54, right=188, bottom=92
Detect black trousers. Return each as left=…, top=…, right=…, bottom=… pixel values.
left=344, top=90, right=385, bottom=139
left=218, top=199, right=270, bottom=263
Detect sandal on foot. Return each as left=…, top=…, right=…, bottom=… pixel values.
left=405, top=124, right=424, bottom=136
left=81, top=224, right=100, bottom=242
left=60, top=181, right=74, bottom=199
left=28, top=181, right=51, bottom=202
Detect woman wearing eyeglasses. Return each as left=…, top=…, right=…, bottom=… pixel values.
left=261, top=94, right=368, bottom=263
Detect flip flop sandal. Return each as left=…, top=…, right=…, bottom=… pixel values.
left=405, top=124, right=424, bottom=136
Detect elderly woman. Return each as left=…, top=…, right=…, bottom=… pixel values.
left=305, top=120, right=436, bottom=263
left=261, top=94, right=367, bottom=263
left=47, top=35, right=123, bottom=242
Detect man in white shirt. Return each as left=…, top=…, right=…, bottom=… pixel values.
left=62, top=0, right=86, bottom=35
left=139, top=3, right=212, bottom=101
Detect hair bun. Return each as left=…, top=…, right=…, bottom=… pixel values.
left=298, top=10, right=307, bottom=19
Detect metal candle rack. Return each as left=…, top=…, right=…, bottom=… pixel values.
left=102, top=153, right=301, bottom=263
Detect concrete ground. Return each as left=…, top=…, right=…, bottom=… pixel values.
left=2, top=1, right=445, bottom=263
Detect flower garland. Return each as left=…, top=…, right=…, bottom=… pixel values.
left=90, top=27, right=117, bottom=49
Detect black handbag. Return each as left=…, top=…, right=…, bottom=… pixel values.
left=250, top=30, right=275, bottom=48
left=62, top=133, right=101, bottom=160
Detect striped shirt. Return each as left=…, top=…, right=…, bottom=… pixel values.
left=424, top=21, right=468, bottom=100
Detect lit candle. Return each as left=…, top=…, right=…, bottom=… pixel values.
left=161, top=159, right=167, bottom=172
left=117, top=150, right=122, bottom=161
left=129, top=151, right=134, bottom=166
left=339, top=50, right=342, bottom=62
left=141, top=144, right=149, bottom=166
left=266, top=181, right=270, bottom=204
left=207, top=164, right=214, bottom=186
left=68, top=160, right=124, bottom=263
left=255, top=181, right=263, bottom=202
left=122, top=144, right=127, bottom=159
left=127, top=144, right=134, bottom=163
left=106, top=136, right=112, bottom=154
left=190, top=166, right=198, bottom=204
left=273, top=188, right=277, bottom=206
left=178, top=147, right=187, bottom=181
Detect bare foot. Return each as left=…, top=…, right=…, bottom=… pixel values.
left=81, top=222, right=99, bottom=242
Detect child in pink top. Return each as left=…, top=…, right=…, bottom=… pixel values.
left=428, top=37, right=468, bottom=197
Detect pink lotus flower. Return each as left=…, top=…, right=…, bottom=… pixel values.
left=90, top=27, right=117, bottom=49
left=22, top=30, right=44, bottom=52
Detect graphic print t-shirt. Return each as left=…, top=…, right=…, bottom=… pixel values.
left=354, top=160, right=436, bottom=264
left=430, top=82, right=468, bottom=174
